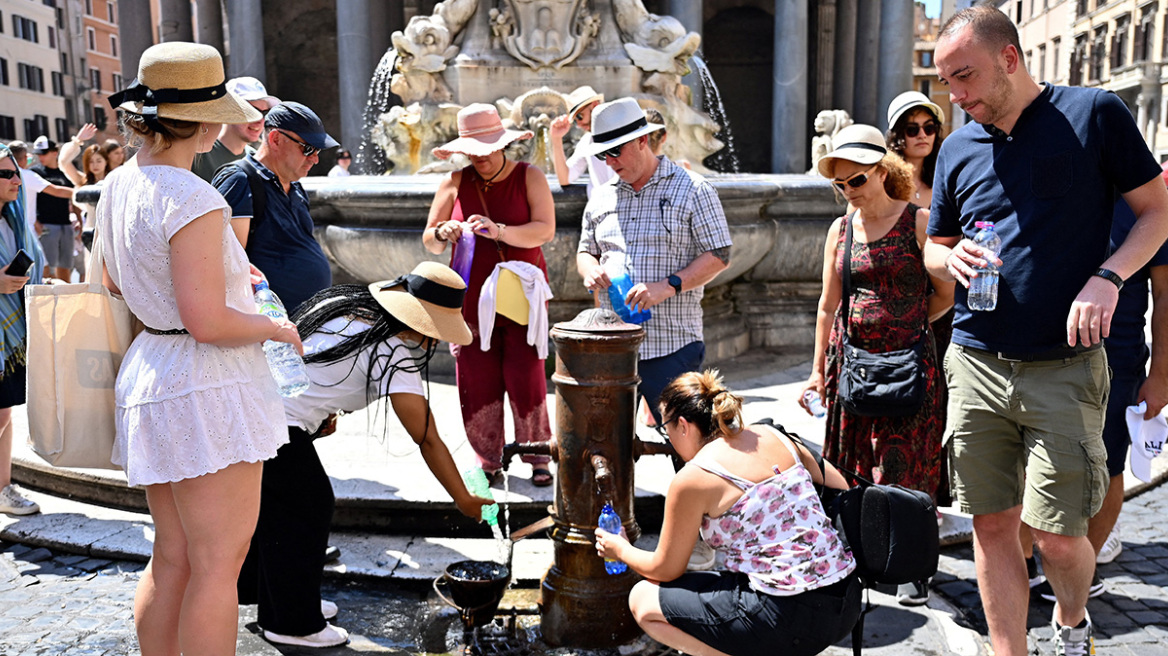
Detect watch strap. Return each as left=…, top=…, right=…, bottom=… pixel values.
left=668, top=274, right=683, bottom=295
left=1094, top=268, right=1124, bottom=291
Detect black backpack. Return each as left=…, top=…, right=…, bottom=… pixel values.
left=757, top=419, right=940, bottom=655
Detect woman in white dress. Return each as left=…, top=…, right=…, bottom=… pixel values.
left=99, top=43, right=302, bottom=656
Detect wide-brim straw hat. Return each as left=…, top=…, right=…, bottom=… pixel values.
left=816, top=124, right=888, bottom=178
left=369, top=262, right=473, bottom=346
left=113, top=42, right=261, bottom=125
left=432, top=103, right=533, bottom=160
left=567, top=86, right=604, bottom=118
left=887, top=90, right=946, bottom=131
left=584, top=98, right=664, bottom=157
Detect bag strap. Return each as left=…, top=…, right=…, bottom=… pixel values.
left=473, top=178, right=505, bottom=259
left=218, top=158, right=268, bottom=245
left=85, top=206, right=109, bottom=285
left=841, top=210, right=858, bottom=338
left=756, top=419, right=878, bottom=489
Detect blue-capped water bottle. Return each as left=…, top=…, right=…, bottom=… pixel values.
left=607, top=268, right=651, bottom=324
left=597, top=503, right=628, bottom=575
left=802, top=390, right=827, bottom=419
left=968, top=221, right=1002, bottom=312
left=253, top=281, right=310, bottom=398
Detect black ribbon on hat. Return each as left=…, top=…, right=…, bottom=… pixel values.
left=593, top=116, right=648, bottom=144
left=835, top=141, right=887, bottom=155
left=380, top=274, right=465, bottom=309
left=109, top=78, right=228, bottom=132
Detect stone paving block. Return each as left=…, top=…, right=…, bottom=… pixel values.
left=1126, top=610, right=1168, bottom=625
left=53, top=553, right=88, bottom=566
left=1123, top=559, right=1168, bottom=575
left=1133, top=544, right=1168, bottom=559
left=67, top=615, right=105, bottom=631
left=1112, top=597, right=1149, bottom=612
left=20, top=547, right=52, bottom=563
left=73, top=558, right=112, bottom=572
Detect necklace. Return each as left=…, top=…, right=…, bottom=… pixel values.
left=478, top=155, right=506, bottom=191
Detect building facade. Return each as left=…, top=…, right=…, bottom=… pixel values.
left=0, top=0, right=68, bottom=144
left=80, top=0, right=121, bottom=142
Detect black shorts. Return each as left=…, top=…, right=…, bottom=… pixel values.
left=658, top=570, right=861, bottom=656
left=0, top=360, right=27, bottom=408
left=1103, top=373, right=1143, bottom=477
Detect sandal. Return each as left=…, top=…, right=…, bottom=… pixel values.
left=532, top=467, right=553, bottom=487
left=483, top=469, right=504, bottom=487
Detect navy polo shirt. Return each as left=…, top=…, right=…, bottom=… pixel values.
left=1105, top=199, right=1168, bottom=376
left=213, top=153, right=332, bottom=313
left=929, top=84, right=1162, bottom=353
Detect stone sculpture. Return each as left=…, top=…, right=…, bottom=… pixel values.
left=809, top=109, right=854, bottom=174
left=613, top=0, right=701, bottom=104
left=489, top=0, right=601, bottom=70
left=388, top=0, right=477, bottom=104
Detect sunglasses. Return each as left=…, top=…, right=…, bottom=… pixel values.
left=0, top=169, right=17, bottom=180
left=832, top=165, right=877, bottom=191
left=277, top=129, right=321, bottom=158
left=597, top=141, right=629, bottom=161
left=654, top=416, right=677, bottom=438
left=904, top=122, right=939, bottom=138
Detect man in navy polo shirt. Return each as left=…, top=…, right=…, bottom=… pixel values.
left=926, top=7, right=1168, bottom=655
left=213, top=101, right=336, bottom=313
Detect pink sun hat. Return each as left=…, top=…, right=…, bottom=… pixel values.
left=432, top=103, right=533, bottom=159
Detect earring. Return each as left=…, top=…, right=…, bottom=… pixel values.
left=201, top=125, right=209, bottom=135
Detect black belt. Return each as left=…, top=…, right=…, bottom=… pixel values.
left=144, top=326, right=189, bottom=336
left=968, top=343, right=1100, bottom=363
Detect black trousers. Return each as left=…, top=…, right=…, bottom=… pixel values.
left=237, top=426, right=335, bottom=635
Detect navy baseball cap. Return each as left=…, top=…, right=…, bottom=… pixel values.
left=264, top=101, right=338, bottom=150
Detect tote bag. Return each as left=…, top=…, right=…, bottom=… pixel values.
left=26, top=226, right=139, bottom=469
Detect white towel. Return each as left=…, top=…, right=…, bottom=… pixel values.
left=478, top=261, right=554, bottom=359
left=1126, top=401, right=1167, bottom=483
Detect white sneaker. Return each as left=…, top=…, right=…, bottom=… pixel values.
left=686, top=539, right=716, bottom=571
left=1096, top=526, right=1122, bottom=564
left=321, top=599, right=338, bottom=620
left=0, top=485, right=40, bottom=515
left=1052, top=610, right=1094, bottom=656
left=264, top=623, right=349, bottom=648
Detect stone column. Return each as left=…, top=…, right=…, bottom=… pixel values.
left=853, top=0, right=881, bottom=126
left=225, top=0, right=266, bottom=82
left=195, top=0, right=224, bottom=53
left=337, top=0, right=389, bottom=152
left=772, top=0, right=808, bottom=173
left=814, top=0, right=837, bottom=113
left=157, top=0, right=193, bottom=42
left=665, top=0, right=704, bottom=108
left=833, top=0, right=857, bottom=113
left=120, top=0, right=155, bottom=80
left=876, top=0, right=914, bottom=131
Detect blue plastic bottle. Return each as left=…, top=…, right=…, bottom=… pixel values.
left=607, top=272, right=651, bottom=324
left=597, top=503, right=628, bottom=575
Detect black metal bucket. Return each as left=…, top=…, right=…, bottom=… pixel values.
left=433, top=560, right=511, bottom=628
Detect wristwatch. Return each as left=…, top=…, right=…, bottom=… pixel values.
left=667, top=274, right=683, bottom=296
left=1093, top=268, right=1124, bottom=291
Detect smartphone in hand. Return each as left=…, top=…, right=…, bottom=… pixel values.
left=6, top=249, right=33, bottom=277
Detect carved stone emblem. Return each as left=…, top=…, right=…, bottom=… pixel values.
left=489, top=0, right=600, bottom=70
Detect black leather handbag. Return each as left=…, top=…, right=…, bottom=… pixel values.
left=837, top=211, right=928, bottom=418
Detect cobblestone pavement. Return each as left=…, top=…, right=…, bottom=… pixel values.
left=3, top=478, right=1167, bottom=655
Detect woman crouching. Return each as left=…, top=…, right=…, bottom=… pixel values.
left=595, top=370, right=861, bottom=656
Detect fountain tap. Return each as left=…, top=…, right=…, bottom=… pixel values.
left=501, top=438, right=557, bottom=471
left=634, top=437, right=677, bottom=461
left=590, top=453, right=613, bottom=502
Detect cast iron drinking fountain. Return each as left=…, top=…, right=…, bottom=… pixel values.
left=427, top=308, right=676, bottom=654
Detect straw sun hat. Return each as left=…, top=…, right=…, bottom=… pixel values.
left=432, top=103, right=533, bottom=159
left=566, top=86, right=604, bottom=118
left=886, top=90, right=946, bottom=131
left=816, top=124, right=888, bottom=178
left=109, top=42, right=261, bottom=125
left=369, top=262, right=473, bottom=346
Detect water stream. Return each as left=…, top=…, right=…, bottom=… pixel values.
left=690, top=54, right=741, bottom=173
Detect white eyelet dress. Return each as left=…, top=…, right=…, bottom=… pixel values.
left=98, top=164, right=288, bottom=487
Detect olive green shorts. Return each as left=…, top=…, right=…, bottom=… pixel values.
left=944, top=344, right=1109, bottom=537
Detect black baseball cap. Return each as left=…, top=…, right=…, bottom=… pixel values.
left=264, top=101, right=338, bottom=150
left=32, top=136, right=58, bottom=154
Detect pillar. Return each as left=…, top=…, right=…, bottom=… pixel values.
left=853, top=0, right=881, bottom=126
left=833, top=0, right=857, bottom=113
left=665, top=0, right=704, bottom=108
left=337, top=0, right=390, bottom=152
left=120, top=0, right=155, bottom=80
left=772, top=0, right=808, bottom=173
left=225, top=0, right=266, bottom=82
left=814, top=0, right=837, bottom=113
left=876, top=0, right=914, bottom=131
left=157, top=0, right=193, bottom=42
left=195, top=0, right=224, bottom=53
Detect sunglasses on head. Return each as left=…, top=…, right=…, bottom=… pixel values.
left=277, top=129, right=321, bottom=157
left=832, top=165, right=877, bottom=191
left=904, top=121, right=939, bottom=138
left=0, top=169, right=17, bottom=180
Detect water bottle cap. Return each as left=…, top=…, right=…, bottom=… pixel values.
left=255, top=280, right=269, bottom=291
left=602, top=503, right=613, bottom=513
left=975, top=221, right=995, bottom=229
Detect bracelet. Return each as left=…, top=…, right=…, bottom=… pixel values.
left=1094, top=268, right=1124, bottom=291
left=497, top=224, right=507, bottom=243
left=434, top=222, right=447, bottom=243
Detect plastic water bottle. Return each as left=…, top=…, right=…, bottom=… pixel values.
left=254, top=281, right=310, bottom=398
left=968, top=221, right=1002, bottom=312
left=597, top=503, right=628, bottom=575
left=450, top=227, right=475, bottom=285
left=607, top=271, right=651, bottom=324
left=803, top=390, right=827, bottom=419
left=462, top=468, right=500, bottom=526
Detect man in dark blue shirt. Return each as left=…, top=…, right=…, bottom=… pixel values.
left=213, top=101, right=335, bottom=313
left=926, top=7, right=1168, bottom=655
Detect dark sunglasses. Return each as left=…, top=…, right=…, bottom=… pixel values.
left=597, top=141, right=628, bottom=161
left=0, top=169, right=17, bottom=180
left=832, top=165, right=877, bottom=191
left=904, top=121, right=939, bottom=138
left=574, top=110, right=587, bottom=123
left=277, top=129, right=321, bottom=157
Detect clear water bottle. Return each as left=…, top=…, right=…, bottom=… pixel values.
left=254, top=281, right=310, bottom=398
left=607, top=271, right=651, bottom=324
left=802, top=390, right=827, bottom=419
left=450, top=227, right=475, bottom=285
left=597, top=503, right=628, bottom=575
left=462, top=468, right=500, bottom=526
left=968, top=221, right=1002, bottom=312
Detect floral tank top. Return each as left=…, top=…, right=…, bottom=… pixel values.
left=695, top=437, right=855, bottom=596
